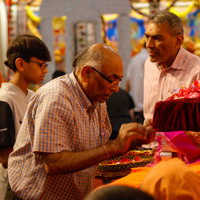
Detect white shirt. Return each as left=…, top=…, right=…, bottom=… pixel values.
left=127, top=48, right=149, bottom=112
left=0, top=82, right=34, bottom=200
left=0, top=82, right=34, bottom=137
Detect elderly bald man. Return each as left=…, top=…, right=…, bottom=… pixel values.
left=8, top=43, right=154, bottom=200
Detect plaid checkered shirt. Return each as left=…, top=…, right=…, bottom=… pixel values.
left=8, top=72, right=111, bottom=200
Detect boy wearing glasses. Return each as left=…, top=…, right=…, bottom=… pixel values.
left=0, top=34, right=51, bottom=200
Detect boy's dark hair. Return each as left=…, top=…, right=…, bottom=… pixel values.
left=4, top=34, right=51, bottom=72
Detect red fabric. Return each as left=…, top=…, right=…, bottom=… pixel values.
left=0, top=72, right=6, bottom=88
left=152, top=97, right=200, bottom=132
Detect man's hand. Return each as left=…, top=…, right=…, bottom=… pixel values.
left=128, top=119, right=156, bottom=149
left=143, top=118, right=156, bottom=144
left=40, top=121, right=155, bottom=175
left=110, top=122, right=148, bottom=155
left=143, top=118, right=152, bottom=127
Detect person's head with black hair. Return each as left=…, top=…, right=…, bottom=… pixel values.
left=5, top=34, right=51, bottom=72
left=84, top=185, right=154, bottom=200
left=4, top=34, right=51, bottom=93
left=52, top=70, right=66, bottom=79
left=145, top=11, right=183, bottom=69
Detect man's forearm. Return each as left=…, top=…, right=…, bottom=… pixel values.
left=42, top=142, right=118, bottom=174
left=42, top=122, right=149, bottom=175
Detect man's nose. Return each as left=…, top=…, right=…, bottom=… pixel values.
left=44, top=67, right=48, bottom=73
left=146, top=37, right=154, bottom=48
left=110, top=82, right=119, bottom=93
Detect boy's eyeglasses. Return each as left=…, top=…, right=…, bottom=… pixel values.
left=30, top=60, right=48, bottom=70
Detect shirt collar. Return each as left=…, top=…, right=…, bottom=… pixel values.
left=158, top=47, right=183, bottom=71
left=69, top=72, right=99, bottom=113
left=170, top=47, right=184, bottom=70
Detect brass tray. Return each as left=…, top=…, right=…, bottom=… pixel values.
left=95, top=169, right=132, bottom=180
left=97, top=150, right=154, bottom=172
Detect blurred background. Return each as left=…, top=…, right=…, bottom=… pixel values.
left=0, top=0, right=200, bottom=90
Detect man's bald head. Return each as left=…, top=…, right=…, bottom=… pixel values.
left=72, top=43, right=119, bottom=71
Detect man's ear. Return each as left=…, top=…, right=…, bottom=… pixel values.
left=176, top=35, right=184, bottom=49
left=81, top=66, right=92, bottom=82
left=15, top=58, right=25, bottom=72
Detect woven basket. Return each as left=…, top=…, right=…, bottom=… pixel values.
left=97, top=150, right=154, bottom=172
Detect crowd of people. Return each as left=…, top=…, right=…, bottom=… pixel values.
left=0, top=10, right=200, bottom=200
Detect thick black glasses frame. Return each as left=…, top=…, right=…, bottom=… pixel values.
left=90, top=66, right=112, bottom=83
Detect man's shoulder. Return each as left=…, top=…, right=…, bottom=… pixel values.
left=0, top=84, right=15, bottom=106
left=39, top=75, right=72, bottom=93
left=181, top=48, right=200, bottom=65
left=35, top=74, right=80, bottom=106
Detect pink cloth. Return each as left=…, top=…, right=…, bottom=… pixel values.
left=156, top=131, right=200, bottom=164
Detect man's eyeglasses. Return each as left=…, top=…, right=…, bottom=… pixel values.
left=30, top=60, right=48, bottom=71
left=90, top=66, right=122, bottom=85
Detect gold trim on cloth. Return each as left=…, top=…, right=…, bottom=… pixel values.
left=185, top=131, right=200, bottom=151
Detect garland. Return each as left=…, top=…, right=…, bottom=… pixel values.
left=129, top=0, right=179, bottom=18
